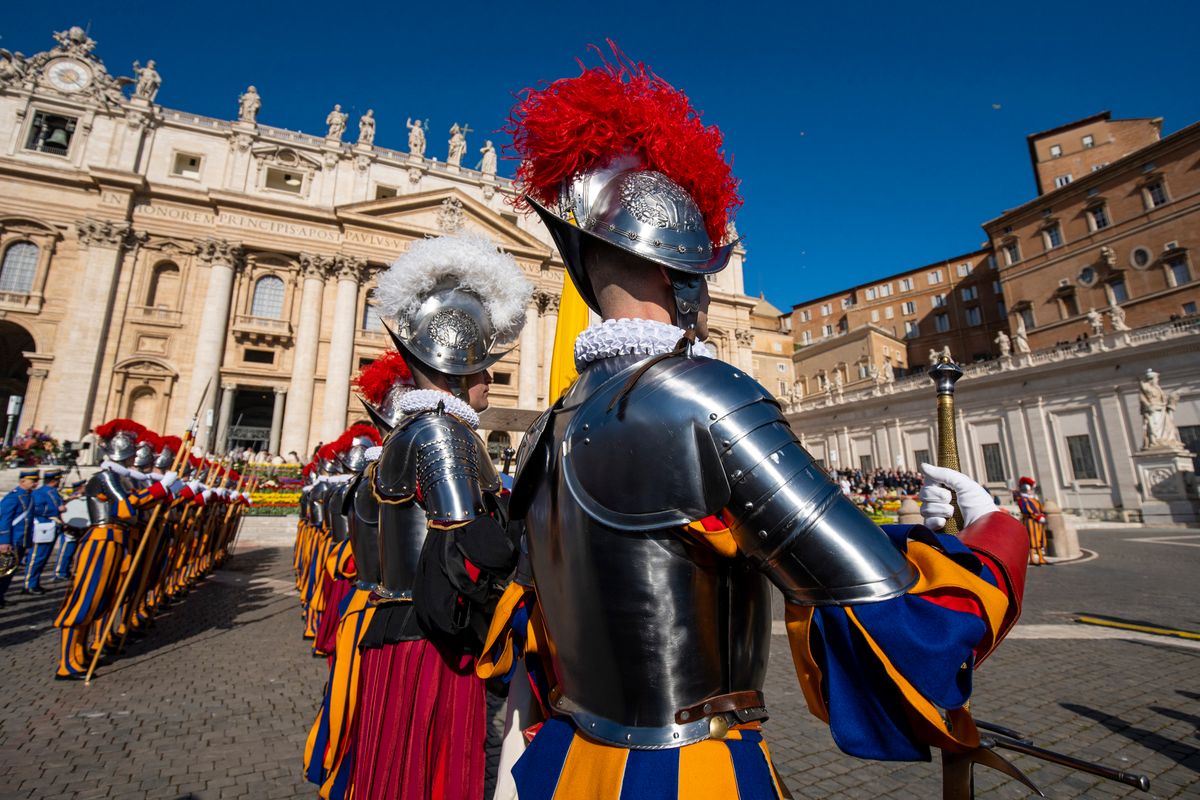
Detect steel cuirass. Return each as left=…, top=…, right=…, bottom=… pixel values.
left=513, top=351, right=917, bottom=749
left=85, top=468, right=136, bottom=526
left=308, top=481, right=330, bottom=531
left=345, top=473, right=381, bottom=591
left=327, top=482, right=351, bottom=544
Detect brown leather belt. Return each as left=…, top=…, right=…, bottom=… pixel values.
left=674, top=690, right=769, bottom=725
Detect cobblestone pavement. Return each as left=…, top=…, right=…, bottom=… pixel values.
left=0, top=526, right=1196, bottom=799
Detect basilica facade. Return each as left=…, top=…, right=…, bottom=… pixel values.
left=0, top=27, right=761, bottom=459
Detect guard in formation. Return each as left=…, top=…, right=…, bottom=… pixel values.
left=51, top=418, right=253, bottom=679
left=1014, top=475, right=1049, bottom=565
left=295, top=47, right=1036, bottom=800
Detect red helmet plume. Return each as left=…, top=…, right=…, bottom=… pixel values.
left=353, top=351, right=414, bottom=406
left=94, top=418, right=146, bottom=440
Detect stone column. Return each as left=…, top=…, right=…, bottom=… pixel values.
left=540, top=292, right=559, bottom=401
left=280, top=254, right=329, bottom=458
left=45, top=219, right=134, bottom=440
left=269, top=387, right=286, bottom=455
left=185, top=238, right=242, bottom=450
left=320, top=257, right=364, bottom=441
left=214, top=383, right=236, bottom=453
left=517, top=298, right=540, bottom=410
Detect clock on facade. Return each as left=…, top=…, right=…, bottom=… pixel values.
left=44, top=58, right=93, bottom=93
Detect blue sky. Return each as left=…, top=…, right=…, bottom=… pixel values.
left=4, top=1, right=1199, bottom=310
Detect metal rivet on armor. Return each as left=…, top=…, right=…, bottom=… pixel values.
left=744, top=501, right=753, bottom=510
left=722, top=440, right=731, bottom=447
left=732, top=373, right=741, bottom=378
left=583, top=438, right=591, bottom=445
left=673, top=732, right=680, bottom=739
left=680, top=711, right=690, bottom=721
left=709, top=716, right=729, bottom=739
left=582, top=423, right=589, bottom=431
left=702, top=703, right=712, bottom=714
left=731, top=470, right=742, bottom=480
left=590, top=722, right=596, bottom=729
left=625, top=733, right=633, bottom=742
left=758, top=530, right=767, bottom=539
left=709, top=412, right=717, bottom=420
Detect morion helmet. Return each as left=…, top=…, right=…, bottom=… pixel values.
left=155, top=435, right=182, bottom=470
left=509, top=43, right=742, bottom=330
left=94, top=418, right=146, bottom=462
left=134, top=431, right=159, bottom=470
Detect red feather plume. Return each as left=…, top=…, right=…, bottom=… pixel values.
left=158, top=435, right=183, bottom=454
left=507, top=41, right=742, bottom=244
left=341, top=423, right=382, bottom=447
left=94, top=418, right=146, bottom=440
left=352, top=351, right=414, bottom=406
left=137, top=430, right=160, bottom=447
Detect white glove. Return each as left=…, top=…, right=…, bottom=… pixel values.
left=187, top=480, right=203, bottom=494
left=160, top=470, right=179, bottom=486
left=201, top=489, right=214, bottom=502
left=919, top=463, right=997, bottom=530
left=242, top=491, right=253, bottom=504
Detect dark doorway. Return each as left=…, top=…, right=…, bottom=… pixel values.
left=0, top=321, right=35, bottom=431
left=225, top=387, right=273, bottom=453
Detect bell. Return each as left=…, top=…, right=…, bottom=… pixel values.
left=46, top=126, right=70, bottom=148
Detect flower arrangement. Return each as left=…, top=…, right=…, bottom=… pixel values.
left=3, top=429, right=61, bottom=467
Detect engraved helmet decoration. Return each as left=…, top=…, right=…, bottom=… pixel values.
left=94, top=418, right=147, bottom=463
left=510, top=45, right=742, bottom=324
left=374, top=234, right=532, bottom=378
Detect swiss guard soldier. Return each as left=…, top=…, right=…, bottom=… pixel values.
left=346, top=234, right=530, bottom=799
left=491, top=48, right=1030, bottom=797
left=0, top=468, right=39, bottom=607
left=1014, top=476, right=1048, bottom=566
left=305, top=351, right=415, bottom=799
left=54, top=479, right=88, bottom=581
left=52, top=419, right=177, bottom=680
left=26, top=468, right=66, bottom=594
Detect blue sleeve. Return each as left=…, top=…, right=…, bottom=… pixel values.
left=0, top=493, right=15, bottom=545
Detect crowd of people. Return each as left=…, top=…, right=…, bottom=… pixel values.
left=832, top=467, right=926, bottom=499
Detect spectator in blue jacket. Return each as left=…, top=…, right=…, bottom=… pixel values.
left=27, top=469, right=66, bottom=593
left=0, top=469, right=39, bottom=606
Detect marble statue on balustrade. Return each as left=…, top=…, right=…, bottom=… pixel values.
left=325, top=104, right=348, bottom=140
left=407, top=117, right=426, bottom=156
left=1013, top=318, right=1032, bottom=357
left=1109, top=304, right=1131, bottom=333
left=0, top=49, right=28, bottom=85
left=357, top=109, right=375, bottom=146
left=928, top=348, right=939, bottom=366
left=238, top=86, right=261, bottom=123
left=1139, top=369, right=1184, bottom=450
left=447, top=123, right=469, bottom=166
left=1087, top=307, right=1105, bottom=337
left=882, top=357, right=895, bottom=387
left=132, top=59, right=160, bottom=101
left=479, top=140, right=497, bottom=176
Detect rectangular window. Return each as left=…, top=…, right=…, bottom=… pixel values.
left=1060, top=293, right=1079, bottom=318
left=1019, top=306, right=1035, bottom=330
left=884, top=306, right=894, bottom=319
left=1045, top=223, right=1063, bottom=249
left=900, top=277, right=913, bottom=292
left=1065, top=434, right=1099, bottom=480
left=960, top=286, right=978, bottom=301
left=1049, top=144, right=1062, bottom=158
left=998, top=299, right=1007, bottom=318
left=859, top=454, right=874, bottom=472
left=493, top=372, right=513, bottom=385
left=880, top=284, right=893, bottom=297
left=244, top=348, right=275, bottom=364
left=801, top=330, right=812, bottom=345
left=375, top=184, right=398, bottom=199
left=265, top=167, right=304, bottom=194
left=778, top=380, right=788, bottom=396
left=988, top=253, right=998, bottom=270
left=1180, top=425, right=1200, bottom=472
left=870, top=309, right=880, bottom=323
left=913, top=449, right=931, bottom=468
left=865, top=288, right=877, bottom=301
left=1088, top=204, right=1110, bottom=231
left=901, top=301, right=916, bottom=315
left=992, top=280, right=1003, bottom=294
left=841, top=297, right=852, bottom=310
left=932, top=294, right=946, bottom=308
left=1107, top=279, right=1129, bottom=304
left=800, top=309, right=811, bottom=322
left=928, top=269, right=943, bottom=284
left=822, top=324, right=834, bottom=337
left=821, top=303, right=832, bottom=316
left=966, top=307, right=982, bottom=326
left=981, top=443, right=1006, bottom=483
left=905, top=320, right=919, bottom=338
left=1004, top=242, right=1021, bottom=265
left=1184, top=302, right=1197, bottom=316
left=934, top=313, right=950, bottom=333
left=25, top=111, right=78, bottom=156
left=1166, top=255, right=1190, bottom=286
left=1146, top=181, right=1168, bottom=208
left=957, top=262, right=971, bottom=277
left=1091, top=162, right=1109, bottom=172
left=1082, top=134, right=1094, bottom=148
left=1055, top=174, right=1073, bottom=188
left=171, top=152, right=203, bottom=179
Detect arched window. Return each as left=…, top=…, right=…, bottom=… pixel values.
left=0, top=242, right=39, bottom=294
left=251, top=275, right=285, bottom=319
left=127, top=385, right=158, bottom=427
left=362, top=297, right=384, bottom=332
left=146, top=261, right=181, bottom=308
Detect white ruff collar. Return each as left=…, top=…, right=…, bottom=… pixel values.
left=397, top=389, right=480, bottom=430
left=574, top=318, right=714, bottom=371
left=320, top=474, right=353, bottom=484
left=364, top=446, right=383, bottom=462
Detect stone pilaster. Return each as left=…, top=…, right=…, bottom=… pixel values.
left=280, top=253, right=331, bottom=457
left=539, top=291, right=560, bottom=402
left=215, top=383, right=237, bottom=453
left=517, top=298, right=540, bottom=410
left=269, top=387, right=287, bottom=455
left=43, top=219, right=134, bottom=439
left=320, top=256, right=365, bottom=441
left=185, top=238, right=242, bottom=450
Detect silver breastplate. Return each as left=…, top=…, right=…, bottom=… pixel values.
left=376, top=498, right=428, bottom=599
left=520, top=355, right=772, bottom=748
left=328, top=483, right=351, bottom=543
left=85, top=469, right=135, bottom=526
left=348, top=474, right=381, bottom=589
